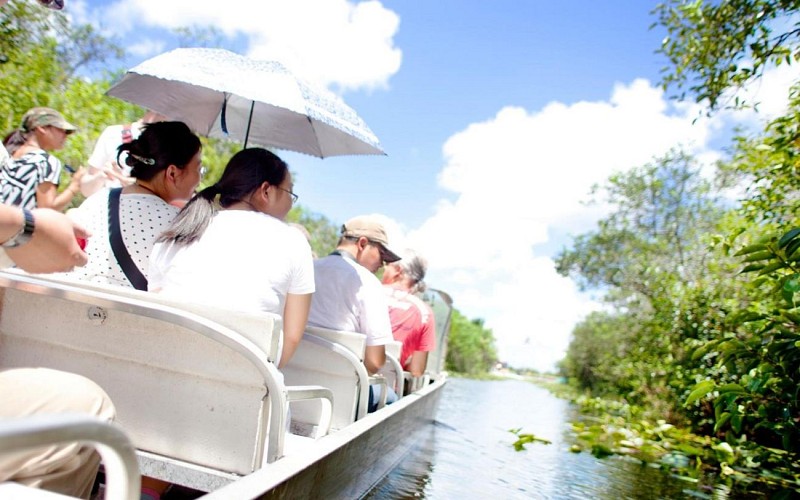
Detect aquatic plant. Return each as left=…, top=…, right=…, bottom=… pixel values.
left=508, top=428, right=552, bottom=451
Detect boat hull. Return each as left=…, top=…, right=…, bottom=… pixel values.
left=203, top=377, right=446, bottom=499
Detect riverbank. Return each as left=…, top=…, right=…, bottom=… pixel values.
left=520, top=378, right=800, bottom=498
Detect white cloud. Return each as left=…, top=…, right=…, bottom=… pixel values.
left=100, top=0, right=401, bottom=91
left=127, top=39, right=166, bottom=59
left=719, top=62, right=800, bottom=124
left=408, top=67, right=799, bottom=373
left=408, top=78, right=729, bottom=372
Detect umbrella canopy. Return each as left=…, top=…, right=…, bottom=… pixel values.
left=106, top=47, right=384, bottom=158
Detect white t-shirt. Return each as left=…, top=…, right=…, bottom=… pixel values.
left=82, top=122, right=145, bottom=196
left=149, top=210, right=315, bottom=315
left=87, top=121, right=145, bottom=173
left=61, top=189, right=179, bottom=288
left=307, top=252, right=393, bottom=346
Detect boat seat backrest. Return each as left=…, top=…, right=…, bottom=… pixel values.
left=22, top=274, right=281, bottom=362
left=283, top=327, right=369, bottom=429
left=305, top=325, right=367, bottom=360
left=0, top=272, right=283, bottom=476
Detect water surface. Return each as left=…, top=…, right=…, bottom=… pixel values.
left=366, top=378, right=724, bottom=499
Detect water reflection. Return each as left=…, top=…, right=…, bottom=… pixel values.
left=366, top=378, right=715, bottom=499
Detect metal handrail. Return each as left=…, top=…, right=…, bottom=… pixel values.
left=0, top=415, right=140, bottom=500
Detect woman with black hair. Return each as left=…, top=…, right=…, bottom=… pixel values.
left=0, top=107, right=84, bottom=211
left=61, top=121, right=202, bottom=289
left=149, top=148, right=313, bottom=368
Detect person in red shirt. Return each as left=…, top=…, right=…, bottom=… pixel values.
left=382, top=249, right=436, bottom=377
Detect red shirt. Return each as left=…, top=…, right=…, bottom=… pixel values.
left=383, top=286, right=436, bottom=368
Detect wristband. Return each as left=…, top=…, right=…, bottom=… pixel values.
left=2, top=209, right=35, bottom=248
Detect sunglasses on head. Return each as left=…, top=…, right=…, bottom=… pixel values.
left=37, top=0, right=64, bottom=10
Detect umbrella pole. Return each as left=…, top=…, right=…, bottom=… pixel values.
left=243, top=101, right=255, bottom=149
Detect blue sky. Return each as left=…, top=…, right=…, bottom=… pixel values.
left=73, top=0, right=798, bottom=371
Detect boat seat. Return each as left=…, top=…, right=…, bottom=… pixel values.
left=0, top=271, right=332, bottom=492
left=284, top=325, right=393, bottom=431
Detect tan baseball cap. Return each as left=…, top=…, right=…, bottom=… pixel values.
left=21, top=107, right=77, bottom=134
left=341, top=215, right=401, bottom=263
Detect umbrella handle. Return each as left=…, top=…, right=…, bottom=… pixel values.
left=221, top=94, right=229, bottom=135
left=220, top=95, right=254, bottom=149
left=244, top=100, right=255, bottom=149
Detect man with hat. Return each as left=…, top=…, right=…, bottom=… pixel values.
left=307, top=215, right=402, bottom=411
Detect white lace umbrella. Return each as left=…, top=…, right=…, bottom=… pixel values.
left=106, top=47, right=384, bottom=158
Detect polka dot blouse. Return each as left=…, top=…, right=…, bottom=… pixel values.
left=62, top=190, right=179, bottom=288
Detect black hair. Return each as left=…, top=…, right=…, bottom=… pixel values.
left=117, top=121, right=201, bottom=180
left=158, top=148, right=288, bottom=246
left=2, top=130, right=25, bottom=155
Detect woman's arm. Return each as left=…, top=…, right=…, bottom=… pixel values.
left=364, top=345, right=386, bottom=375
left=279, top=292, right=312, bottom=368
left=36, top=167, right=85, bottom=211
left=2, top=206, right=89, bottom=273
left=407, top=351, right=429, bottom=378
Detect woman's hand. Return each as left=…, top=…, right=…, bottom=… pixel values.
left=5, top=208, right=89, bottom=273
left=67, top=166, right=87, bottom=194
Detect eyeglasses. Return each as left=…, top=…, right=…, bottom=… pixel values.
left=275, top=186, right=298, bottom=203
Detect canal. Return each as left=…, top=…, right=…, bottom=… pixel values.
left=366, top=377, right=741, bottom=499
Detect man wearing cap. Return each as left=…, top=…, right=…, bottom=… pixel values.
left=0, top=107, right=84, bottom=211
left=307, top=215, right=401, bottom=410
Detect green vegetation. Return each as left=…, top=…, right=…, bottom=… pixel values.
left=509, top=428, right=552, bottom=451
left=556, top=0, right=800, bottom=493
left=655, top=0, right=800, bottom=112
left=445, top=309, right=498, bottom=375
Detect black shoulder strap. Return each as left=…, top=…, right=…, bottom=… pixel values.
left=108, top=188, right=148, bottom=290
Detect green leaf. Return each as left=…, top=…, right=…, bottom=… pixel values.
left=734, top=243, right=767, bottom=256
left=783, top=275, right=800, bottom=293
left=758, top=261, right=787, bottom=275
left=691, top=340, right=721, bottom=361
left=714, top=412, right=731, bottom=433
left=685, top=380, right=715, bottom=406
left=778, top=228, right=800, bottom=249
left=717, top=383, right=746, bottom=394
left=742, top=250, right=774, bottom=262
left=780, top=309, right=800, bottom=324
left=784, top=238, right=800, bottom=259
left=739, top=263, right=765, bottom=274
left=731, top=312, right=765, bottom=323
left=591, top=443, right=613, bottom=458
left=731, top=412, right=743, bottom=434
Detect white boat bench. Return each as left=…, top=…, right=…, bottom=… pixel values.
left=0, top=271, right=332, bottom=492
left=283, top=325, right=406, bottom=433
